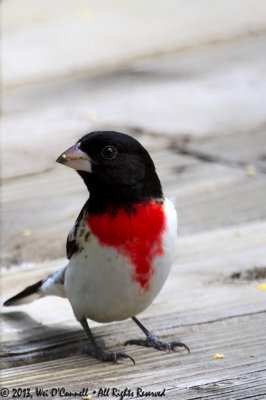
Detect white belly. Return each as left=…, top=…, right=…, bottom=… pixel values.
left=65, top=198, right=177, bottom=322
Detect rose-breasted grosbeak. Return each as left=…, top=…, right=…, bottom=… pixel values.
left=4, top=131, right=189, bottom=363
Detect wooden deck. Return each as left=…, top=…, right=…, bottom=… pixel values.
left=1, top=1, right=266, bottom=399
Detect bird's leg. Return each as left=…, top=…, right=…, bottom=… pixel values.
left=124, top=316, right=190, bottom=353
left=80, top=318, right=135, bottom=364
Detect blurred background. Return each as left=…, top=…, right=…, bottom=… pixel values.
left=2, top=0, right=266, bottom=267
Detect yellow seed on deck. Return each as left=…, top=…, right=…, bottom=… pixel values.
left=22, top=229, right=32, bottom=237
left=68, top=210, right=77, bottom=218
left=213, top=353, right=224, bottom=359
left=246, top=164, right=256, bottom=177
left=87, top=110, right=97, bottom=121
left=258, top=283, right=266, bottom=290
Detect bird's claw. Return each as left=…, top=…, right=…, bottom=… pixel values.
left=114, top=352, right=135, bottom=365
left=85, top=346, right=135, bottom=364
left=169, top=340, right=190, bottom=353
left=125, top=335, right=190, bottom=354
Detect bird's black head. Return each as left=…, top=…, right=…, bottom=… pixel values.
left=57, top=131, right=163, bottom=213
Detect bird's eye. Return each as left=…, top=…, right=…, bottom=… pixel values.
left=101, top=146, right=117, bottom=160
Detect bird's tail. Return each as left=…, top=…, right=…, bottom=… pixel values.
left=3, top=265, right=67, bottom=306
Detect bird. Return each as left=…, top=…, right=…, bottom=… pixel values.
left=4, top=131, right=189, bottom=363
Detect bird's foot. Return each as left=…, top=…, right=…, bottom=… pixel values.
left=85, top=346, right=135, bottom=364
left=124, top=334, right=190, bottom=353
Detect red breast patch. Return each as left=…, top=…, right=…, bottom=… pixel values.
left=87, top=200, right=166, bottom=290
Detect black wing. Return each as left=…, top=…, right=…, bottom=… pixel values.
left=66, top=200, right=89, bottom=259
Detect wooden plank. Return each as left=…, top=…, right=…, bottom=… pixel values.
left=1, top=312, right=265, bottom=399
left=1, top=221, right=266, bottom=400
left=172, top=129, right=266, bottom=173
left=3, top=0, right=266, bottom=88
left=3, top=35, right=266, bottom=180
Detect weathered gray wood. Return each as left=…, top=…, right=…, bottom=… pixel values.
left=1, top=311, right=265, bottom=398
left=3, top=0, right=266, bottom=88
left=1, top=221, right=266, bottom=400
left=3, top=35, right=266, bottom=179
left=172, top=128, right=266, bottom=173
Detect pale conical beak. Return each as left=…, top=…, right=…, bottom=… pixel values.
left=56, top=143, right=92, bottom=172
